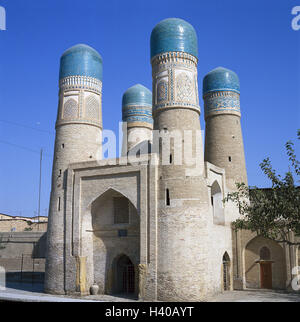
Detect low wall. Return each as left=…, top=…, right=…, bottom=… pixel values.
left=0, top=232, right=47, bottom=283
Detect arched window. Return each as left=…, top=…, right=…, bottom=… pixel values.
left=260, top=246, right=271, bottom=260
left=211, top=181, right=224, bottom=225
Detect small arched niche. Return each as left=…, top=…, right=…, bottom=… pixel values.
left=211, top=181, right=224, bottom=225
left=222, top=252, right=231, bottom=291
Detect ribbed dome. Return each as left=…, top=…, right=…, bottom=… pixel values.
left=59, top=44, right=103, bottom=81
left=122, top=84, right=152, bottom=125
left=203, top=67, right=240, bottom=95
left=150, top=18, right=198, bottom=59
left=122, top=84, right=152, bottom=107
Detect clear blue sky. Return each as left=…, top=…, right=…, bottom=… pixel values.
left=0, top=0, right=299, bottom=217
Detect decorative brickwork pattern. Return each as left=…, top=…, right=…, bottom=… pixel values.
left=85, top=95, right=100, bottom=120
left=63, top=98, right=78, bottom=119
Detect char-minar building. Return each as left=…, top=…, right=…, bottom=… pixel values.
left=45, top=18, right=299, bottom=300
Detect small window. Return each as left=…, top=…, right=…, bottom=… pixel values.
left=118, top=229, right=127, bottom=237
left=61, top=144, right=65, bottom=149
left=114, top=197, right=129, bottom=224
left=57, top=197, right=61, bottom=211
left=260, top=247, right=271, bottom=260
left=170, top=154, right=172, bottom=164
left=166, top=189, right=170, bottom=206
left=228, top=156, right=232, bottom=162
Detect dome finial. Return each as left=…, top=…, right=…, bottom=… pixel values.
left=122, top=84, right=153, bottom=127
left=122, top=84, right=152, bottom=108
left=59, top=44, right=103, bottom=81
left=150, top=18, right=198, bottom=59
left=203, top=67, right=240, bottom=96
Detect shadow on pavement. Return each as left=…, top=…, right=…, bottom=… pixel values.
left=5, top=281, right=44, bottom=293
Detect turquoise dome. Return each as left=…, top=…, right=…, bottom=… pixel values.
left=150, top=18, right=198, bottom=59
left=122, top=84, right=152, bottom=125
left=122, top=84, right=152, bottom=108
left=59, top=44, right=103, bottom=81
left=203, top=67, right=240, bottom=95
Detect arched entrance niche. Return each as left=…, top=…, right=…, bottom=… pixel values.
left=244, top=236, right=286, bottom=289
left=222, top=252, right=231, bottom=291
left=91, top=188, right=140, bottom=296
left=211, top=181, right=224, bottom=225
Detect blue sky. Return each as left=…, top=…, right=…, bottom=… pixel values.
left=0, top=0, right=299, bottom=217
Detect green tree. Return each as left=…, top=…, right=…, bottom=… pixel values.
left=24, top=221, right=33, bottom=231
left=225, top=130, right=300, bottom=246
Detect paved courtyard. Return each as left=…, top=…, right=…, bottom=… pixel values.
left=0, top=283, right=299, bottom=302
left=212, top=289, right=300, bottom=302
left=0, top=282, right=136, bottom=302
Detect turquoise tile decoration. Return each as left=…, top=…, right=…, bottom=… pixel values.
left=122, top=84, right=152, bottom=107
left=150, top=18, right=198, bottom=59
left=122, top=84, right=153, bottom=124
left=59, top=44, right=103, bottom=81
left=203, top=67, right=240, bottom=95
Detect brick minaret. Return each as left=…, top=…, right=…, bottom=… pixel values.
left=203, top=67, right=248, bottom=190
left=151, top=18, right=211, bottom=301
left=45, top=44, right=103, bottom=294
left=122, top=84, right=153, bottom=155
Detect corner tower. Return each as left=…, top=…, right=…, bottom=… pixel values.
left=45, top=44, right=103, bottom=294
left=122, top=84, right=153, bottom=154
left=203, top=67, right=247, bottom=190
left=150, top=18, right=211, bottom=301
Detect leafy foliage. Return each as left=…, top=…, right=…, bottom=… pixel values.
left=225, top=130, right=300, bottom=245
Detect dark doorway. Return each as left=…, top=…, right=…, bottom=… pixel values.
left=222, top=252, right=230, bottom=291
left=116, top=255, right=135, bottom=294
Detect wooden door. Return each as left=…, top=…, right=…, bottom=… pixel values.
left=260, top=262, right=272, bottom=289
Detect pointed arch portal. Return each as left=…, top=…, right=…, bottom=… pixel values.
left=90, top=188, right=140, bottom=297
left=244, top=236, right=286, bottom=289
